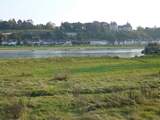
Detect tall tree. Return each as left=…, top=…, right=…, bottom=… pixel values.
left=46, top=22, right=55, bottom=29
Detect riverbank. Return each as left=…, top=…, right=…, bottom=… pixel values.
left=0, top=56, right=160, bottom=120
left=0, top=45, right=144, bottom=51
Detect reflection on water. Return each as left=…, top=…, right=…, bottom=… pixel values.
left=0, top=48, right=144, bottom=58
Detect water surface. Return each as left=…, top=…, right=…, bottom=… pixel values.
left=0, top=48, right=144, bottom=58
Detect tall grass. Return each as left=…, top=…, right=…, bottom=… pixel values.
left=0, top=56, right=160, bottom=119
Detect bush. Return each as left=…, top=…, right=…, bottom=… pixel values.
left=72, top=84, right=82, bottom=97
left=54, top=73, right=68, bottom=81
left=83, top=94, right=136, bottom=113
left=79, top=114, right=102, bottom=120
left=104, top=95, right=136, bottom=108
left=19, top=72, right=33, bottom=77
left=5, top=99, right=26, bottom=119
left=28, top=90, right=52, bottom=97
left=53, top=70, right=70, bottom=81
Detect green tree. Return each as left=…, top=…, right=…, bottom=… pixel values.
left=46, top=22, right=55, bottom=29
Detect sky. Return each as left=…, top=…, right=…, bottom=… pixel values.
left=0, top=0, right=160, bottom=28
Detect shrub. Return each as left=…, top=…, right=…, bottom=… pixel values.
left=105, top=95, right=136, bottom=108
left=19, top=72, right=33, bottom=77
left=53, top=70, right=70, bottom=81
left=5, top=99, right=26, bottom=119
left=83, top=94, right=136, bottom=113
left=28, top=90, right=52, bottom=97
left=79, top=114, right=102, bottom=120
left=72, top=84, right=81, bottom=97
left=54, top=73, right=68, bottom=81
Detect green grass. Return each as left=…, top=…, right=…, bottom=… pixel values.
left=0, top=44, right=144, bottom=51
left=0, top=56, right=160, bottom=120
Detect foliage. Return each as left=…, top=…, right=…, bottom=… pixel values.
left=1, top=20, right=160, bottom=42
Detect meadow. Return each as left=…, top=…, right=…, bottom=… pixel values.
left=0, top=56, right=160, bottom=120
left=0, top=44, right=144, bottom=51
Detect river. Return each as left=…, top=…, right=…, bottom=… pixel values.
left=0, top=48, right=144, bottom=58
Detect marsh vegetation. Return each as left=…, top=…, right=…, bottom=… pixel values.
left=0, top=56, right=160, bottom=120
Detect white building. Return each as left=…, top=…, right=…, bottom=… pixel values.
left=1, top=40, right=17, bottom=46
left=90, top=40, right=109, bottom=45
left=64, top=40, right=72, bottom=45
left=109, top=22, right=118, bottom=32
left=65, top=32, right=77, bottom=37
left=118, top=23, right=132, bottom=32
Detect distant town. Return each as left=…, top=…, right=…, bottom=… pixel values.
left=0, top=19, right=160, bottom=46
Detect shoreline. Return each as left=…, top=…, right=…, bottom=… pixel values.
left=0, top=45, right=144, bottom=51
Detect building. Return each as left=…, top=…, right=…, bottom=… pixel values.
left=109, top=22, right=118, bottom=32
left=118, top=23, right=132, bottom=32
left=1, top=32, right=12, bottom=36
left=1, top=40, right=17, bottom=46
left=65, top=32, right=77, bottom=37
left=101, top=22, right=110, bottom=32
left=72, top=40, right=90, bottom=45
left=64, top=40, right=72, bottom=45
left=25, top=40, right=41, bottom=46
left=90, top=40, right=109, bottom=45
left=39, top=40, right=55, bottom=45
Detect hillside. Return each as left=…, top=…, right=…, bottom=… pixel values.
left=1, top=20, right=160, bottom=42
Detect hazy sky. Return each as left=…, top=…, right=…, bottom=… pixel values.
left=0, top=0, right=160, bottom=28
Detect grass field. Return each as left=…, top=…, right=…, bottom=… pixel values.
left=0, top=56, right=160, bottom=120
left=0, top=45, right=144, bottom=51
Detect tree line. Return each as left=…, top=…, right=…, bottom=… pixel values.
left=0, top=19, right=55, bottom=30
left=0, top=19, right=160, bottom=41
